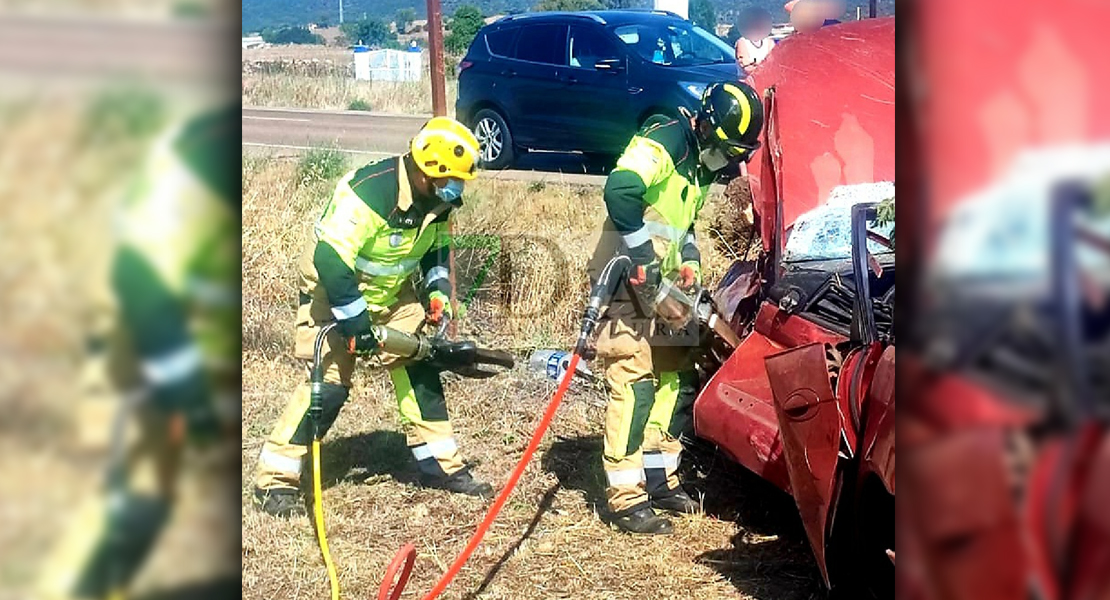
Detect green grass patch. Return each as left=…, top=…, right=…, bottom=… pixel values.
left=347, top=98, right=373, bottom=111
left=297, top=146, right=348, bottom=187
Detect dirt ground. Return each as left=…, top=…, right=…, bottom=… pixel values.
left=240, top=154, right=825, bottom=600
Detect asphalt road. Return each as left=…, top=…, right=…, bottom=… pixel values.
left=242, top=107, right=609, bottom=186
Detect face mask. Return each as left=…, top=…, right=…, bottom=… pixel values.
left=699, top=145, right=731, bottom=173
left=434, top=178, right=465, bottom=205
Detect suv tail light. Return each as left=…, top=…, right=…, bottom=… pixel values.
left=458, top=60, right=474, bottom=73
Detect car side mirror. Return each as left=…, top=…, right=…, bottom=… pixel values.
left=594, top=58, right=624, bottom=72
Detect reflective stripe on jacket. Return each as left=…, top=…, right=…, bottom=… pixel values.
left=603, top=115, right=708, bottom=274
left=307, top=155, right=451, bottom=313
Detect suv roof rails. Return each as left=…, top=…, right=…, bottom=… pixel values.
left=615, top=8, right=684, bottom=18
left=496, top=12, right=607, bottom=25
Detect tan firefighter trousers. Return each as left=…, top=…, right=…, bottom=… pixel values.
left=252, top=285, right=466, bottom=493
left=589, top=221, right=700, bottom=516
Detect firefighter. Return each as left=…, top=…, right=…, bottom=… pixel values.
left=252, top=116, right=493, bottom=517
left=38, top=106, right=240, bottom=599
left=590, top=82, right=763, bottom=534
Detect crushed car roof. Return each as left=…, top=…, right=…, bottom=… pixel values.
left=745, top=17, right=895, bottom=248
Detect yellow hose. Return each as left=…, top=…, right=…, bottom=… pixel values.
left=312, top=439, right=341, bottom=600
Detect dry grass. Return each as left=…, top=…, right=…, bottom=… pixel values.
left=241, top=154, right=823, bottom=599
left=242, top=72, right=460, bottom=116
left=242, top=46, right=460, bottom=115
left=243, top=45, right=354, bottom=62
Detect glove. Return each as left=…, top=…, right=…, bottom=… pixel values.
left=628, top=261, right=661, bottom=289
left=337, top=310, right=378, bottom=355
left=628, top=261, right=662, bottom=314
left=426, top=291, right=453, bottom=327
left=678, top=261, right=702, bottom=289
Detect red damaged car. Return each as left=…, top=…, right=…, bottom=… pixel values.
left=692, top=17, right=895, bottom=597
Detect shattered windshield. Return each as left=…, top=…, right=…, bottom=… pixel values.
left=783, top=181, right=896, bottom=263
left=929, top=146, right=1110, bottom=295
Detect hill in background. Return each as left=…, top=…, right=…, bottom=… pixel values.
left=242, top=0, right=896, bottom=34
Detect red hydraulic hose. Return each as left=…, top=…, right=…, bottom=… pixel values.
left=377, top=352, right=582, bottom=600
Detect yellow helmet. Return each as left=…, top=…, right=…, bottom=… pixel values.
left=410, top=116, right=480, bottom=181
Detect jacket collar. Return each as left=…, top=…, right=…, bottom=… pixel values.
left=391, top=154, right=451, bottom=233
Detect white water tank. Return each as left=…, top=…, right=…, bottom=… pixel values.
left=654, top=0, right=689, bottom=20
left=353, top=45, right=370, bottom=80
left=367, top=49, right=421, bottom=82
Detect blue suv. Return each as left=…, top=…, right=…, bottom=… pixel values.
left=456, top=10, right=741, bottom=169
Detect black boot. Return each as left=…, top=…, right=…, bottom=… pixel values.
left=253, top=487, right=305, bottom=517
left=420, top=468, right=494, bottom=498
left=612, top=506, right=673, bottom=535
left=651, top=490, right=700, bottom=514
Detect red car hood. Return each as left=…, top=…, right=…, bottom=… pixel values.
left=745, top=18, right=896, bottom=253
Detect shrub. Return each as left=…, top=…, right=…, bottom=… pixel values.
left=445, top=5, right=484, bottom=55
left=342, top=17, right=398, bottom=49
left=689, top=0, right=716, bottom=31
left=347, top=99, right=373, bottom=111
left=261, top=26, right=325, bottom=45
left=297, top=147, right=347, bottom=187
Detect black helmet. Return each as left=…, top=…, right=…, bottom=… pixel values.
left=697, top=82, right=764, bottom=159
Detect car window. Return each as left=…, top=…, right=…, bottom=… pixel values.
left=515, top=23, right=568, bottom=65
left=568, top=25, right=621, bottom=69
left=611, top=22, right=733, bottom=66
left=485, top=27, right=519, bottom=58
left=783, top=182, right=896, bottom=263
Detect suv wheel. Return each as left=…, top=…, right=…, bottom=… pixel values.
left=473, top=109, right=515, bottom=169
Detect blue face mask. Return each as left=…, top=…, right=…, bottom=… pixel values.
left=434, top=178, right=465, bottom=205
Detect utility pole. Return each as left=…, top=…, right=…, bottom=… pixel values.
left=427, top=0, right=447, bottom=116
left=869, top=0, right=877, bottom=18
left=425, top=0, right=454, bottom=333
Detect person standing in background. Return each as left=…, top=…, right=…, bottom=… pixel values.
left=785, top=0, right=845, bottom=33
left=734, top=8, right=775, bottom=71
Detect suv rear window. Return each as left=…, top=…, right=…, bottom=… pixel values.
left=485, top=27, right=518, bottom=57
left=515, top=23, right=568, bottom=65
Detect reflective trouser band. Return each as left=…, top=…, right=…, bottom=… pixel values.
left=642, top=453, right=680, bottom=471
left=355, top=256, right=419, bottom=277
left=411, top=437, right=458, bottom=461
left=259, top=448, right=302, bottom=474
left=424, top=266, right=449, bottom=287
left=330, top=296, right=368, bottom=320
left=606, top=468, right=645, bottom=487
left=141, top=344, right=202, bottom=385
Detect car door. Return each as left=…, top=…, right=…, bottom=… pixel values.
left=563, top=24, right=635, bottom=153
left=764, top=342, right=843, bottom=587
left=506, top=22, right=569, bottom=149
left=474, top=25, right=522, bottom=122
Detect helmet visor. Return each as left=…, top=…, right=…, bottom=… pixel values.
left=720, top=138, right=761, bottom=158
